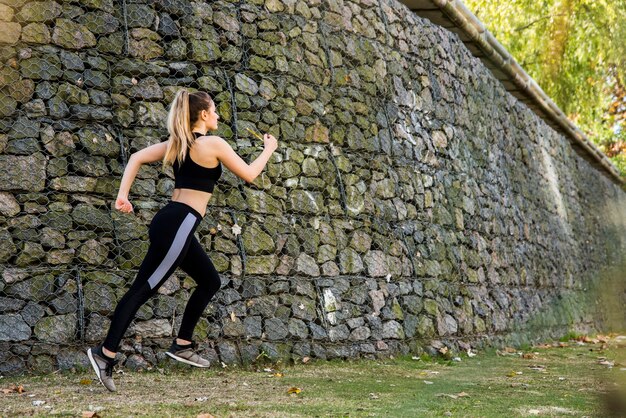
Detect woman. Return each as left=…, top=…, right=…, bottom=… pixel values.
left=87, top=89, right=278, bottom=392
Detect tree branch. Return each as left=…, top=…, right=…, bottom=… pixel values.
left=515, top=13, right=567, bottom=32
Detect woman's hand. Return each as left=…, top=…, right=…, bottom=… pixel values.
left=263, top=133, right=278, bottom=152
left=115, top=196, right=134, bottom=213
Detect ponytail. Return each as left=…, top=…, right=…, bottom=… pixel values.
left=163, top=89, right=215, bottom=168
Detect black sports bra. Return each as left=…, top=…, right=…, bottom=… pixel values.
left=172, top=132, right=222, bottom=193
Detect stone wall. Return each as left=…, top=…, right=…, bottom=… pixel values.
left=1, top=0, right=625, bottom=375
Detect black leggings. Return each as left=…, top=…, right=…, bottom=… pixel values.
left=103, top=201, right=221, bottom=352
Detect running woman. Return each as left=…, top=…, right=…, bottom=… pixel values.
left=87, top=89, right=278, bottom=392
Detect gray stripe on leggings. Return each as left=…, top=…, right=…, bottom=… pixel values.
left=147, top=212, right=196, bottom=289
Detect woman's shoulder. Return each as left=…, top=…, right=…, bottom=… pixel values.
left=195, top=134, right=225, bottom=145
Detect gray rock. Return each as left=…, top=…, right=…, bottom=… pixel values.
left=0, top=22, right=20, bottom=44
left=190, top=39, right=221, bottom=62
left=133, top=101, right=167, bottom=127
left=295, top=253, right=320, bottom=276
left=130, top=319, right=172, bottom=338
left=417, top=315, right=434, bottom=336
left=401, top=295, right=423, bottom=315
left=0, top=229, right=16, bottom=263
left=288, top=318, right=309, bottom=339
left=85, top=313, right=110, bottom=342
left=78, top=239, right=109, bottom=265
left=83, top=282, right=117, bottom=315
left=22, top=23, right=51, bottom=44
left=0, top=297, right=25, bottom=312
left=78, top=126, right=118, bottom=157
left=21, top=302, right=45, bottom=326
left=243, top=315, right=262, bottom=338
left=50, top=293, right=77, bottom=314
left=128, top=76, right=163, bottom=100
left=288, top=190, right=324, bottom=214
left=309, top=322, right=327, bottom=340
left=339, top=248, right=364, bottom=274
left=57, top=349, right=89, bottom=370
left=52, top=19, right=96, bottom=49
left=16, top=1, right=61, bottom=22
left=0, top=154, right=46, bottom=192
left=0, top=314, right=31, bottom=341
left=248, top=295, right=278, bottom=317
left=242, top=223, right=275, bottom=255
left=158, top=13, right=179, bottom=37
left=291, top=297, right=316, bottom=321
left=348, top=326, right=371, bottom=341
left=382, top=320, right=405, bottom=339
left=125, top=354, right=149, bottom=370
left=78, top=11, right=119, bottom=35
left=72, top=204, right=113, bottom=231
left=217, top=341, right=239, bottom=364
left=34, top=314, right=76, bottom=343
left=264, top=318, right=288, bottom=340
left=235, top=73, right=259, bottom=96
left=364, top=250, right=389, bottom=277
left=5, top=274, right=53, bottom=301
left=153, top=295, right=177, bottom=318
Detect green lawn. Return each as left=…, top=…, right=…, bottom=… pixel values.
left=1, top=335, right=624, bottom=417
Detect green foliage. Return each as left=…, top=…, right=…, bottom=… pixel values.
left=465, top=0, right=626, bottom=177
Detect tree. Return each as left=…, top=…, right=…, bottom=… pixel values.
left=464, top=0, right=626, bottom=177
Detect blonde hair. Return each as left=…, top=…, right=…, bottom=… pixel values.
left=163, top=89, right=214, bottom=167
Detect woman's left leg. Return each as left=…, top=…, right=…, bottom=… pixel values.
left=164, top=235, right=221, bottom=367
left=177, top=235, right=222, bottom=340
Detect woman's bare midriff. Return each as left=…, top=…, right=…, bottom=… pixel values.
left=171, top=188, right=212, bottom=217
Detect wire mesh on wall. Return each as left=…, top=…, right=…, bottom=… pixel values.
left=0, top=0, right=609, bottom=375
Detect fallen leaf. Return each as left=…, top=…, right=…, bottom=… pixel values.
left=506, top=371, right=522, bottom=377
left=504, top=347, right=517, bottom=353
left=82, top=412, right=101, bottom=418
left=533, top=343, right=552, bottom=349
left=1, top=384, right=25, bottom=394
left=522, top=353, right=536, bottom=360
left=273, top=372, right=284, bottom=378
left=439, top=346, right=449, bottom=355
left=80, top=378, right=92, bottom=385
left=287, top=387, right=301, bottom=394
left=437, top=392, right=469, bottom=399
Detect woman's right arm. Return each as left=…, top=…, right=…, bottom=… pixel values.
left=116, top=141, right=169, bottom=212
left=214, top=134, right=277, bottom=183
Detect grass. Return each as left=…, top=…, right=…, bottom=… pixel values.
left=1, top=335, right=624, bottom=417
